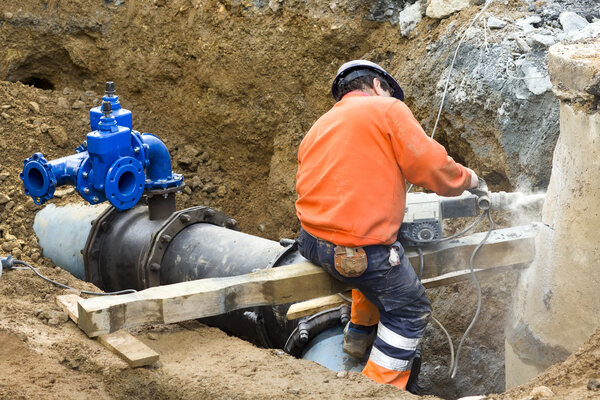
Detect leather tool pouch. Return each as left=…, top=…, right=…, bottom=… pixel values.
left=334, top=246, right=368, bottom=277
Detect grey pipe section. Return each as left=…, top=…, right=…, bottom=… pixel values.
left=160, top=224, right=285, bottom=284
left=33, top=203, right=108, bottom=279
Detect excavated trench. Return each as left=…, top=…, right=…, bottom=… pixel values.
left=1, top=1, right=598, bottom=399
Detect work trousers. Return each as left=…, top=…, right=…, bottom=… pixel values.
left=297, top=228, right=431, bottom=387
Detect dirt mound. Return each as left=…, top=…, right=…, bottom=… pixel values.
left=1, top=0, right=599, bottom=399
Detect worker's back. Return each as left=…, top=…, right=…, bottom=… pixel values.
left=296, top=91, right=471, bottom=247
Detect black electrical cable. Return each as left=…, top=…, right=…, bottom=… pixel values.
left=6, top=258, right=137, bottom=296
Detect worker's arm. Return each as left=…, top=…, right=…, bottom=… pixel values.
left=386, top=101, right=475, bottom=196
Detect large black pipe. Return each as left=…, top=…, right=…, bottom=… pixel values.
left=82, top=202, right=314, bottom=348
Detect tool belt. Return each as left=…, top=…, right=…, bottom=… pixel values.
left=334, top=245, right=368, bottom=277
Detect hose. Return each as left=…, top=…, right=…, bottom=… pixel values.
left=413, top=208, right=495, bottom=378
left=450, top=209, right=494, bottom=378
left=1, top=256, right=137, bottom=296
left=407, top=0, right=495, bottom=194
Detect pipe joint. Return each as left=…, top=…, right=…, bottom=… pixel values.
left=140, top=133, right=183, bottom=190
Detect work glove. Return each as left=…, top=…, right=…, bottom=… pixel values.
left=466, top=171, right=490, bottom=209
left=466, top=168, right=479, bottom=189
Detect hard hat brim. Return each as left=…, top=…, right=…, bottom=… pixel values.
left=331, top=63, right=404, bottom=102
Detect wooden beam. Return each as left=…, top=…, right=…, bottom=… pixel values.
left=77, top=226, right=536, bottom=337
left=77, top=262, right=350, bottom=337
left=286, top=292, right=352, bottom=320
left=56, top=295, right=159, bottom=367
left=286, top=263, right=525, bottom=320
left=406, top=225, right=536, bottom=279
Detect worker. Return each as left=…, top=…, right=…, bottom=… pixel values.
left=295, top=60, right=480, bottom=391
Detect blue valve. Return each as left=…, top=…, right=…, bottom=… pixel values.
left=21, top=82, right=183, bottom=210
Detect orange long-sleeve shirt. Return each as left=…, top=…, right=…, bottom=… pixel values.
left=296, top=91, right=472, bottom=247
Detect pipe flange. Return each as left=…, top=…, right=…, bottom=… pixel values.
left=140, top=206, right=239, bottom=288
left=82, top=205, right=120, bottom=287
left=20, top=153, right=57, bottom=205
left=105, top=157, right=145, bottom=210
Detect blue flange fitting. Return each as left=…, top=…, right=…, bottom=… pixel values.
left=21, top=82, right=183, bottom=210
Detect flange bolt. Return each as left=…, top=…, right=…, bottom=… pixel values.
left=105, top=81, right=115, bottom=97
left=102, top=100, right=112, bottom=117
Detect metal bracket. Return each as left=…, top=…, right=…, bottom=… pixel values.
left=139, top=206, right=238, bottom=288
left=82, top=205, right=120, bottom=288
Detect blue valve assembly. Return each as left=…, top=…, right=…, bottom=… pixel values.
left=20, top=82, right=183, bottom=210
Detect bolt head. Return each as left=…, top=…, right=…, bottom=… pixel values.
left=205, top=209, right=215, bottom=218
left=160, top=234, right=172, bottom=243
left=134, top=147, right=140, bottom=154
left=92, top=196, right=99, bottom=202
left=179, top=214, right=191, bottom=223
left=149, top=262, right=161, bottom=271
left=82, top=172, right=89, bottom=178
left=225, top=219, right=237, bottom=228
left=83, top=187, right=90, bottom=194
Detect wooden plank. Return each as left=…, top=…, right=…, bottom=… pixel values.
left=286, top=263, right=525, bottom=320
left=55, top=294, right=81, bottom=323
left=77, top=226, right=536, bottom=337
left=98, top=331, right=160, bottom=368
left=77, top=262, right=350, bottom=337
left=57, top=294, right=159, bottom=367
left=406, top=225, right=536, bottom=279
left=286, top=292, right=352, bottom=320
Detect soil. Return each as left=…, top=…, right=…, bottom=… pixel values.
left=0, top=0, right=599, bottom=399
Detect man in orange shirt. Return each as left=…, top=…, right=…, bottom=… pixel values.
left=295, top=60, right=479, bottom=391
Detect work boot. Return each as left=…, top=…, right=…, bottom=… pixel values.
left=406, top=355, right=423, bottom=395
left=343, top=322, right=376, bottom=359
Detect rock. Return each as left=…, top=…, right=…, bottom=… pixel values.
left=516, top=15, right=542, bottom=31
left=588, top=378, right=600, bottom=390
left=399, top=1, right=422, bottom=37
left=28, top=101, right=40, bottom=113
left=559, top=11, right=588, bottom=33
left=63, top=87, right=72, bottom=95
left=147, top=332, right=159, bottom=340
left=183, top=186, right=192, bottom=195
left=426, top=0, right=469, bottom=19
left=520, top=61, right=552, bottom=95
left=217, top=185, right=227, bottom=197
left=54, top=187, right=75, bottom=198
left=1, top=104, right=12, bottom=110
left=487, top=16, right=507, bottom=29
left=0, top=193, right=10, bottom=205
left=57, top=97, right=69, bottom=109
left=268, top=0, right=280, bottom=12
left=531, top=34, right=556, bottom=47
left=258, top=224, right=265, bottom=232
left=71, top=100, right=85, bottom=109
left=530, top=386, right=554, bottom=398
left=37, top=309, right=69, bottom=326
left=40, top=123, right=50, bottom=133
left=5, top=201, right=15, bottom=210
left=14, top=284, right=25, bottom=296
left=0, top=172, right=8, bottom=182
left=286, top=388, right=300, bottom=395
left=516, top=37, right=532, bottom=53
left=190, top=175, right=202, bottom=190
left=564, top=21, right=600, bottom=42
left=1, top=112, right=10, bottom=120
left=48, top=126, right=69, bottom=147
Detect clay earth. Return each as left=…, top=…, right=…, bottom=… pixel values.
left=0, top=0, right=599, bottom=399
